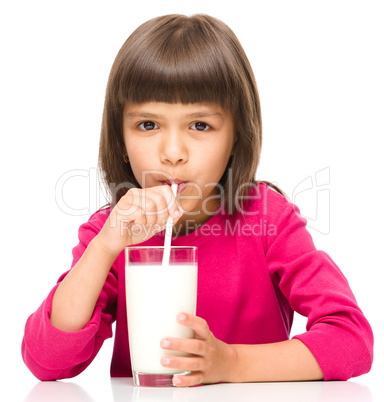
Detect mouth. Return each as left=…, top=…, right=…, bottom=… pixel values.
left=161, top=179, right=188, bottom=194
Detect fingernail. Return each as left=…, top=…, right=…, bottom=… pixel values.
left=173, top=376, right=182, bottom=385
left=161, top=339, right=171, bottom=348
left=173, top=209, right=181, bottom=218
left=162, top=357, right=171, bottom=366
left=178, top=313, right=187, bottom=321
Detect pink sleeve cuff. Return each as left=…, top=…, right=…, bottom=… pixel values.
left=293, top=323, right=373, bottom=381
left=22, top=284, right=112, bottom=379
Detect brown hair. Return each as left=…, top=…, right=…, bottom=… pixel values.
left=99, top=14, right=286, bottom=212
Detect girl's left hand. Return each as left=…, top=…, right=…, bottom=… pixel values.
left=160, top=313, right=236, bottom=387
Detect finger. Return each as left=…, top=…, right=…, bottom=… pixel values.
left=116, top=189, right=147, bottom=223
left=161, top=337, right=207, bottom=356
left=143, top=189, right=172, bottom=226
left=154, top=185, right=183, bottom=218
left=165, top=194, right=182, bottom=221
left=142, top=187, right=182, bottom=226
left=118, top=188, right=176, bottom=227
left=115, top=189, right=146, bottom=221
left=160, top=355, right=204, bottom=372
left=137, top=193, right=161, bottom=227
left=173, top=372, right=204, bottom=387
left=115, top=202, right=148, bottom=226
left=177, top=313, right=211, bottom=340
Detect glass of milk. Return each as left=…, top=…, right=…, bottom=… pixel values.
left=125, top=246, right=198, bottom=387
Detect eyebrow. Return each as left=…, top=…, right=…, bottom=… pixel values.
left=125, top=111, right=224, bottom=119
left=186, top=112, right=223, bottom=119
left=125, top=112, right=161, bottom=119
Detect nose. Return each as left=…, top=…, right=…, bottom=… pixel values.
left=160, top=130, right=188, bottom=166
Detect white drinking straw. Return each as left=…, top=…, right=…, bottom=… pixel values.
left=162, top=183, right=178, bottom=266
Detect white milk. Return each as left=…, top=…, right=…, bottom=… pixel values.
left=126, top=264, right=197, bottom=374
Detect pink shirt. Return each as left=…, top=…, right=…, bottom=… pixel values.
left=22, top=183, right=373, bottom=381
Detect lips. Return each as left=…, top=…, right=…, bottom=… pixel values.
left=161, top=179, right=188, bottom=194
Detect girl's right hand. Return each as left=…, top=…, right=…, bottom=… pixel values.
left=97, top=185, right=183, bottom=256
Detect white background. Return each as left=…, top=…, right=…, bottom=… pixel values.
left=1, top=0, right=383, bottom=400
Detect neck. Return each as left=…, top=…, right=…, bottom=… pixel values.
left=173, top=198, right=222, bottom=236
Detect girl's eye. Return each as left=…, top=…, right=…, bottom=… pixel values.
left=190, top=122, right=210, bottom=131
left=138, top=121, right=159, bottom=130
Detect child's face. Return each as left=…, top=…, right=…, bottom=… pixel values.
left=123, top=101, right=235, bottom=224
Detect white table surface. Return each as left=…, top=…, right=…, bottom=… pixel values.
left=8, top=376, right=378, bottom=402
left=3, top=337, right=382, bottom=402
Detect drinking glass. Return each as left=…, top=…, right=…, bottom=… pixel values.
left=125, top=246, right=198, bottom=387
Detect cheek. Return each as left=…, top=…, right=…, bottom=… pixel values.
left=204, top=143, right=232, bottom=171
left=126, top=139, right=150, bottom=166
left=125, top=145, right=146, bottom=184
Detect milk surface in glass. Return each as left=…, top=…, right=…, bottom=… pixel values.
left=125, top=247, right=197, bottom=387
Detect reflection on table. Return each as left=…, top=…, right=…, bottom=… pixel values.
left=24, top=377, right=373, bottom=402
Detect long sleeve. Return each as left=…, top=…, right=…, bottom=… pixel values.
left=264, top=189, right=373, bottom=380
left=22, top=210, right=118, bottom=380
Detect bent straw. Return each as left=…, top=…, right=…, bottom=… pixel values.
left=162, top=183, right=178, bottom=266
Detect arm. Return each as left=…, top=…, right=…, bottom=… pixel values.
left=161, top=188, right=373, bottom=385
left=230, top=339, right=323, bottom=382
left=264, top=194, right=373, bottom=381
left=51, top=185, right=181, bottom=332
left=160, top=313, right=322, bottom=387
left=50, top=236, right=119, bottom=332
left=22, top=186, right=182, bottom=380
left=22, top=216, right=119, bottom=380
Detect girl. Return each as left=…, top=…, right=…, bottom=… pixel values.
left=22, top=14, right=373, bottom=386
